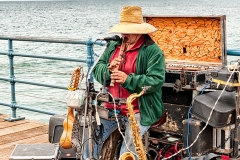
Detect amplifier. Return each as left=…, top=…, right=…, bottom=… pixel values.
left=49, top=114, right=76, bottom=159
left=9, top=143, right=59, bottom=160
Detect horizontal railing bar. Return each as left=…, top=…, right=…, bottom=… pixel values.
left=0, top=77, right=9, bottom=81
left=227, top=49, right=240, bottom=56
left=0, top=102, right=58, bottom=115
left=3, top=50, right=239, bottom=58
left=0, top=77, right=68, bottom=90
left=0, top=35, right=106, bottom=46
left=0, top=35, right=87, bottom=44
left=15, top=78, right=68, bottom=89
left=1, top=49, right=238, bottom=61
left=0, top=51, right=87, bottom=62
left=16, top=104, right=58, bottom=115
left=0, top=102, right=12, bottom=107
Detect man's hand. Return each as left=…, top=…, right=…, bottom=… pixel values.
left=111, top=70, right=128, bottom=84
left=108, top=57, right=122, bottom=72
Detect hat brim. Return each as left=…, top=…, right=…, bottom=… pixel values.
left=109, top=22, right=157, bottom=34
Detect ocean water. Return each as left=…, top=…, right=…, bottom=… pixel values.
left=0, top=0, right=240, bottom=123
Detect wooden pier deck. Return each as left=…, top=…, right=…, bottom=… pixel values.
left=0, top=114, right=49, bottom=160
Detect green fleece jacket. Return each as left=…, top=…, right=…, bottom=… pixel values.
left=92, top=35, right=165, bottom=126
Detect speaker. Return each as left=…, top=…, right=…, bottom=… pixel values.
left=49, top=115, right=76, bottom=159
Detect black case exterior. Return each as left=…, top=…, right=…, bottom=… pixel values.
left=154, top=86, right=192, bottom=135
left=155, top=103, right=190, bottom=135
left=48, top=114, right=76, bottom=159
left=182, top=118, right=213, bottom=156
left=210, top=67, right=237, bottom=92
left=191, top=91, right=236, bottom=128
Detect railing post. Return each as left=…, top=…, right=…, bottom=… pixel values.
left=86, top=38, right=94, bottom=83
left=4, top=39, right=25, bottom=122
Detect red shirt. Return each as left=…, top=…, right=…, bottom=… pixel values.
left=104, top=35, right=145, bottom=116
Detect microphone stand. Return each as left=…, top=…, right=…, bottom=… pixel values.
left=80, top=40, right=110, bottom=160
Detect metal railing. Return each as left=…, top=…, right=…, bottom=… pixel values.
left=0, top=35, right=106, bottom=121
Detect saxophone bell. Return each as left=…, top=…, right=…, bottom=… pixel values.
left=118, top=152, right=135, bottom=160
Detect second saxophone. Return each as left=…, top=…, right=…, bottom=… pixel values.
left=119, top=87, right=150, bottom=160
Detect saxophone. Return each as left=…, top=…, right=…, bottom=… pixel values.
left=119, top=86, right=150, bottom=160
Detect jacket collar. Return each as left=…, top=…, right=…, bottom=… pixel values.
left=144, top=34, right=155, bottom=46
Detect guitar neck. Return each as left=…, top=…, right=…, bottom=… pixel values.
left=67, top=107, right=74, bottom=116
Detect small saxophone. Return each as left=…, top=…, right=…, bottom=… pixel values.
left=119, top=86, right=150, bottom=160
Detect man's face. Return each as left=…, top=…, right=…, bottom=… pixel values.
left=121, top=34, right=141, bottom=44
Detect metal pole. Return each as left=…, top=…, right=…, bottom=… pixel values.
left=8, top=39, right=16, bottom=117
left=4, top=39, right=25, bottom=122
left=233, top=86, right=240, bottom=157
left=86, top=38, right=95, bottom=83
left=88, top=95, right=95, bottom=160
left=87, top=39, right=94, bottom=159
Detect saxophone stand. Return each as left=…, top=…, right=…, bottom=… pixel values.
left=87, top=91, right=95, bottom=160
left=81, top=78, right=97, bottom=160
left=232, top=60, right=240, bottom=158
left=83, top=75, right=109, bottom=160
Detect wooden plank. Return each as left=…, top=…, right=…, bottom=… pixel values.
left=0, top=125, right=48, bottom=145
left=0, top=118, right=30, bottom=129
left=0, top=114, right=53, bottom=159
left=0, top=134, right=49, bottom=149
left=0, top=121, right=45, bottom=136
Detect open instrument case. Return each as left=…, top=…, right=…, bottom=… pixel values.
left=144, top=15, right=227, bottom=134
left=143, top=15, right=233, bottom=156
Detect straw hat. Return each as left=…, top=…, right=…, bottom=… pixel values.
left=109, top=6, right=157, bottom=34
